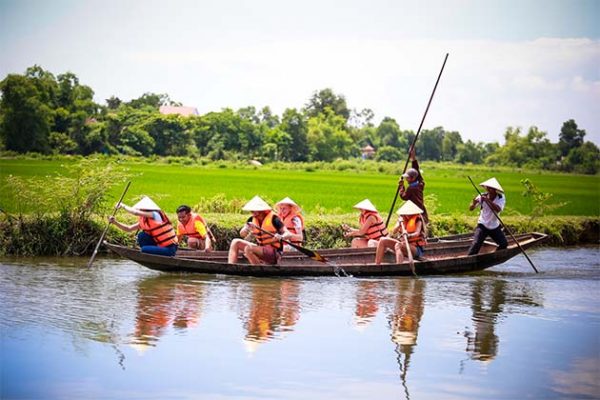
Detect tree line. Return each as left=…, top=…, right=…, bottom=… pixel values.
left=1, top=65, right=598, bottom=174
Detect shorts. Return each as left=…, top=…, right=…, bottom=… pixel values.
left=415, top=245, right=424, bottom=258
left=261, top=245, right=282, bottom=265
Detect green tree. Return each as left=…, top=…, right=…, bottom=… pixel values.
left=375, top=145, right=403, bottom=162
left=375, top=117, right=403, bottom=148
left=307, top=108, right=355, bottom=161
left=304, top=88, right=350, bottom=121
left=280, top=108, right=309, bottom=161
left=563, top=141, right=600, bottom=174
left=416, top=127, right=444, bottom=161
left=0, top=74, right=52, bottom=153
left=441, top=130, right=463, bottom=161
left=558, top=119, right=585, bottom=157
left=455, top=140, right=484, bottom=164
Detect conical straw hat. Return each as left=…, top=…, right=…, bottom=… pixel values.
left=397, top=200, right=424, bottom=215
left=133, top=196, right=161, bottom=210
left=242, top=195, right=272, bottom=212
left=479, top=177, right=504, bottom=193
left=276, top=197, right=299, bottom=208
left=353, top=199, right=378, bottom=212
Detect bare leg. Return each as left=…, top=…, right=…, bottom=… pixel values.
left=243, top=245, right=263, bottom=265
left=394, top=241, right=406, bottom=264
left=351, top=238, right=369, bottom=248
left=187, top=237, right=202, bottom=250
left=375, top=238, right=399, bottom=265
left=228, top=238, right=251, bottom=264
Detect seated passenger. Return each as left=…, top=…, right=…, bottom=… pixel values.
left=227, top=195, right=292, bottom=265
left=275, top=197, right=305, bottom=251
left=109, top=196, right=178, bottom=256
left=342, top=199, right=388, bottom=248
left=375, top=200, right=426, bottom=265
left=176, top=205, right=213, bottom=251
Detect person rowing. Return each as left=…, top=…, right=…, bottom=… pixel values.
left=342, top=199, right=389, bottom=248
left=227, top=195, right=293, bottom=265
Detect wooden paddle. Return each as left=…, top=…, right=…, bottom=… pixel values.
left=400, top=220, right=417, bottom=276
left=87, top=181, right=132, bottom=268
left=248, top=223, right=329, bottom=264
left=385, top=53, right=449, bottom=229
left=467, top=176, right=539, bottom=273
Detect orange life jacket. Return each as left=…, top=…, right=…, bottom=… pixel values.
left=359, top=211, right=389, bottom=240
left=177, top=213, right=207, bottom=239
left=251, top=211, right=283, bottom=250
left=139, top=211, right=178, bottom=247
left=404, top=214, right=426, bottom=247
left=281, top=213, right=304, bottom=245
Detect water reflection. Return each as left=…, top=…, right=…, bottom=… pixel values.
left=388, top=279, right=425, bottom=400
left=354, top=281, right=381, bottom=330
left=131, top=275, right=205, bottom=353
left=240, top=279, right=301, bottom=353
left=464, top=278, right=542, bottom=363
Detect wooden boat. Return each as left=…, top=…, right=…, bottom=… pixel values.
left=104, top=232, right=547, bottom=277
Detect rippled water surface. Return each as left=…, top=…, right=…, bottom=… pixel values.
left=1, top=247, right=599, bottom=399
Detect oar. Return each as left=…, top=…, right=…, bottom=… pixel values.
left=385, top=53, right=449, bottom=228
left=87, top=181, right=132, bottom=268
left=249, top=223, right=329, bottom=264
left=467, top=176, right=539, bottom=273
left=400, top=220, right=417, bottom=276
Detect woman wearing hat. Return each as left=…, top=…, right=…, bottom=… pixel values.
left=375, top=200, right=426, bottom=265
left=467, top=177, right=508, bottom=255
left=275, top=197, right=305, bottom=251
left=342, top=199, right=388, bottom=248
left=109, top=196, right=178, bottom=256
left=227, top=195, right=293, bottom=265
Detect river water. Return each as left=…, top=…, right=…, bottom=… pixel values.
left=1, top=247, right=599, bottom=400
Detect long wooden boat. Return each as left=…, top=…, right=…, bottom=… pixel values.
left=104, top=232, right=547, bottom=277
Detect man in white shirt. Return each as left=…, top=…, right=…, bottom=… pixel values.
left=467, top=178, right=508, bottom=255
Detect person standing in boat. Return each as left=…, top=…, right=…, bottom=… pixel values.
left=342, top=199, right=388, bottom=248
left=398, top=147, right=429, bottom=224
left=175, top=205, right=213, bottom=251
left=227, top=195, right=293, bottom=265
left=275, top=197, right=305, bottom=252
left=109, top=196, right=178, bottom=256
left=467, top=177, right=508, bottom=255
left=375, top=200, right=427, bottom=264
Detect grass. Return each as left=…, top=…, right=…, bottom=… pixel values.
left=1, top=157, right=599, bottom=217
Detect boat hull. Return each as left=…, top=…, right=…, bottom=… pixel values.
left=104, top=232, right=547, bottom=277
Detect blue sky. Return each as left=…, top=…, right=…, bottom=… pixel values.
left=1, top=0, right=599, bottom=144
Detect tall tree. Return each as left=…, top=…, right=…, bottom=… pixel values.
left=558, top=119, right=586, bottom=157
left=304, top=88, right=350, bottom=121
left=0, top=74, right=52, bottom=153
left=280, top=108, right=309, bottom=161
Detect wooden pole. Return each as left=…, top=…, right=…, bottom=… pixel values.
left=249, top=223, right=328, bottom=264
left=87, top=181, right=131, bottom=268
left=467, top=176, right=539, bottom=273
left=385, top=53, right=449, bottom=228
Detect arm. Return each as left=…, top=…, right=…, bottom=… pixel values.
left=108, top=216, right=140, bottom=232
left=469, top=195, right=481, bottom=211
left=345, top=215, right=376, bottom=238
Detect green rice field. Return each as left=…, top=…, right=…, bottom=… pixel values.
left=1, top=158, right=599, bottom=217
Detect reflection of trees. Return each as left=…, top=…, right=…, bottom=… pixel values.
left=241, top=279, right=301, bottom=353
left=389, top=279, right=426, bottom=400
left=354, top=281, right=381, bottom=330
left=465, top=278, right=542, bottom=363
left=131, top=275, right=205, bottom=352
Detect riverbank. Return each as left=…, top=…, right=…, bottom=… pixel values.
left=1, top=214, right=597, bottom=256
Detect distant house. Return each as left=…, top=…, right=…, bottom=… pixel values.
left=361, top=144, right=376, bottom=159
left=159, top=106, right=199, bottom=117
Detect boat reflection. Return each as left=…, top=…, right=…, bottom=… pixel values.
left=388, top=279, right=426, bottom=400
left=130, top=275, right=205, bottom=354
left=464, top=278, right=542, bottom=363
left=240, top=279, right=301, bottom=353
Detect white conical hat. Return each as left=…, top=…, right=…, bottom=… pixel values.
left=397, top=200, right=423, bottom=215
left=353, top=199, right=378, bottom=212
left=479, top=177, right=504, bottom=193
left=133, top=196, right=161, bottom=210
left=242, top=195, right=272, bottom=212
left=276, top=197, right=299, bottom=208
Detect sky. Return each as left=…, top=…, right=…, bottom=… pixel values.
left=0, top=0, right=599, bottom=144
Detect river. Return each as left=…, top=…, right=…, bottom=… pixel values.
left=1, top=247, right=599, bottom=400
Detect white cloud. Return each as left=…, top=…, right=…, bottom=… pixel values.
left=124, top=37, right=599, bottom=144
